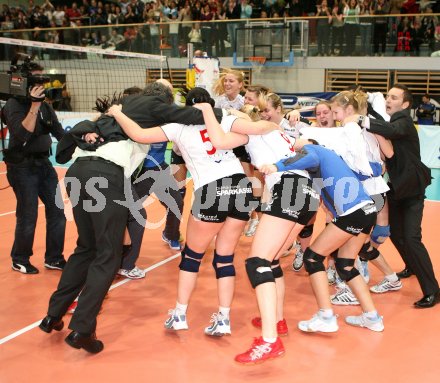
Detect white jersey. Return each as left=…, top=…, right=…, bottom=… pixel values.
left=361, top=128, right=389, bottom=195
left=215, top=94, right=245, bottom=110
left=161, top=115, right=244, bottom=190
left=300, top=125, right=388, bottom=195
left=300, top=124, right=373, bottom=176
left=280, top=118, right=299, bottom=139
left=245, top=130, right=309, bottom=190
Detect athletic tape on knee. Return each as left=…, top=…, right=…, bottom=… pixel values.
left=335, top=257, right=359, bottom=282
left=212, top=251, right=235, bottom=279
left=370, top=224, right=390, bottom=245
left=299, top=224, right=314, bottom=239
left=245, top=257, right=275, bottom=288
left=179, top=245, right=204, bottom=273
left=303, top=247, right=326, bottom=275
left=271, top=259, right=283, bottom=279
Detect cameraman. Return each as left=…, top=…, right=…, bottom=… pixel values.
left=2, top=63, right=66, bottom=274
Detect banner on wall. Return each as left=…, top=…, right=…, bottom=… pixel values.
left=191, top=57, right=220, bottom=97
left=418, top=124, right=440, bottom=169
left=278, top=92, right=337, bottom=115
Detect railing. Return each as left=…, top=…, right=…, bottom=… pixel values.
left=1, top=13, right=439, bottom=59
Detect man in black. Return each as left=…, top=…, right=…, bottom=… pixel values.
left=355, top=84, right=439, bottom=308
left=2, top=63, right=66, bottom=274
left=39, top=81, right=223, bottom=353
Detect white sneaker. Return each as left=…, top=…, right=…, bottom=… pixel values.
left=331, top=287, right=360, bottom=306
left=327, top=266, right=336, bottom=285
left=345, top=313, right=384, bottom=332
left=164, top=309, right=188, bottom=331
left=292, top=249, right=304, bottom=271
left=356, top=257, right=370, bottom=283
left=204, top=313, right=231, bottom=337
left=370, top=278, right=402, bottom=293
left=298, top=312, right=339, bottom=333
left=244, top=219, right=259, bottom=237
left=117, top=266, right=146, bottom=279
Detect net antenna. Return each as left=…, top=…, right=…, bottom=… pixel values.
left=0, top=37, right=166, bottom=112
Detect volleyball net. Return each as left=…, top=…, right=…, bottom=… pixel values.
left=0, top=37, right=166, bottom=112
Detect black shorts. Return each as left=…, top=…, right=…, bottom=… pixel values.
left=191, top=173, right=255, bottom=223
left=171, top=150, right=185, bottom=165
left=332, top=203, right=377, bottom=235
left=233, top=146, right=251, bottom=163
left=261, top=173, right=320, bottom=225
left=370, top=192, right=386, bottom=213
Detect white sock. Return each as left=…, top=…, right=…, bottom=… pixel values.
left=219, top=306, right=230, bottom=318
left=364, top=310, right=380, bottom=320
left=386, top=273, right=398, bottom=282
left=319, top=309, right=334, bottom=319
left=263, top=337, right=277, bottom=343
left=175, top=302, right=188, bottom=314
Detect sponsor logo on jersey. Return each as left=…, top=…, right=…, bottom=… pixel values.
left=216, top=187, right=252, bottom=196
left=302, top=185, right=320, bottom=200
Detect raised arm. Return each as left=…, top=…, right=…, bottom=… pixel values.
left=107, top=105, right=167, bottom=144
left=374, top=133, right=394, bottom=159
left=259, top=146, right=320, bottom=175
left=366, top=113, right=413, bottom=139
left=195, top=103, right=248, bottom=149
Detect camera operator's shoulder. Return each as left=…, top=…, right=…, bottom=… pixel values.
left=2, top=97, right=26, bottom=118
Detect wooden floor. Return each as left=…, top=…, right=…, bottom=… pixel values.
left=0, top=162, right=439, bottom=383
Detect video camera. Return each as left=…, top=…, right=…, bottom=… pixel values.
left=0, top=54, right=62, bottom=101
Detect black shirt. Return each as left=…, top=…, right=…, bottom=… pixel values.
left=3, top=98, right=65, bottom=154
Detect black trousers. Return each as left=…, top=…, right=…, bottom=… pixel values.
left=388, top=192, right=439, bottom=296
left=6, top=159, right=66, bottom=264
left=47, top=159, right=128, bottom=334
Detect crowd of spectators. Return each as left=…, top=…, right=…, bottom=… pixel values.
left=0, top=0, right=439, bottom=57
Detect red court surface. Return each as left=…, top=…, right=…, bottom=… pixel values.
left=0, top=162, right=439, bottom=383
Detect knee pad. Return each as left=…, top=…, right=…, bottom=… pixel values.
left=179, top=245, right=204, bottom=273
left=299, top=224, right=314, bottom=239
left=179, top=187, right=187, bottom=200
left=245, top=257, right=275, bottom=288
left=271, top=259, right=283, bottom=279
left=303, top=248, right=326, bottom=275
left=212, top=251, right=235, bottom=279
left=335, top=257, right=359, bottom=282
left=358, top=241, right=380, bottom=261
left=253, top=197, right=262, bottom=213
left=370, top=224, right=390, bottom=245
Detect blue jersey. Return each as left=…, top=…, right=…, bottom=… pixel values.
left=275, top=145, right=372, bottom=218
left=143, top=142, right=167, bottom=168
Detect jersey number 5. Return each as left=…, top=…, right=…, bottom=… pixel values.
left=199, top=129, right=217, bottom=155
left=279, top=131, right=295, bottom=153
